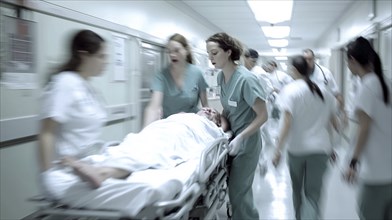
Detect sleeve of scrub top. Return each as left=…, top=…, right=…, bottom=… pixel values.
left=243, top=74, right=267, bottom=107
left=278, top=86, right=294, bottom=114
left=258, top=74, right=274, bottom=96
left=354, top=83, right=376, bottom=118
left=150, top=71, right=165, bottom=92
left=197, top=71, right=209, bottom=91
left=41, top=76, right=74, bottom=123
left=325, top=68, right=340, bottom=95
left=283, top=74, right=294, bottom=85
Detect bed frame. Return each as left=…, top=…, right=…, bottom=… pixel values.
left=24, top=137, right=229, bottom=220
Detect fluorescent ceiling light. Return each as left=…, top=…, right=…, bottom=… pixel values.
left=275, top=56, right=288, bottom=61
left=262, top=26, right=290, bottom=38
left=268, top=39, right=289, bottom=47
left=247, top=0, right=293, bottom=24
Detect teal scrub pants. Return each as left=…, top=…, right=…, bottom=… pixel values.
left=228, top=133, right=261, bottom=220
left=288, top=153, right=329, bottom=220
left=358, top=183, right=392, bottom=220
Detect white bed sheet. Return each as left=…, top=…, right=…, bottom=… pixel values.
left=41, top=157, right=201, bottom=217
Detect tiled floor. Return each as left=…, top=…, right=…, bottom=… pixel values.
left=217, top=143, right=360, bottom=220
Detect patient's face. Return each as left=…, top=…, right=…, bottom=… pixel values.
left=197, top=107, right=221, bottom=126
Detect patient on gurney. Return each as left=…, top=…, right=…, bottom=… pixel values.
left=42, top=107, right=229, bottom=206
left=61, top=107, right=226, bottom=189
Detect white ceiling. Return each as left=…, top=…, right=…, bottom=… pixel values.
left=181, top=0, right=356, bottom=55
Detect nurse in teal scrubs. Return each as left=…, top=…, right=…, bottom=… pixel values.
left=206, top=32, right=268, bottom=219
left=144, top=33, right=209, bottom=126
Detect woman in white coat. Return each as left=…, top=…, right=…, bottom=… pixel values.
left=344, top=36, right=392, bottom=220
left=272, top=55, right=339, bottom=220
left=38, top=29, right=109, bottom=195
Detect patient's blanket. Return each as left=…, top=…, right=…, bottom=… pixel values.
left=99, top=113, right=225, bottom=172
left=41, top=113, right=224, bottom=216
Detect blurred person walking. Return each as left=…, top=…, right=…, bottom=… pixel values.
left=273, top=55, right=339, bottom=220
left=343, top=36, right=392, bottom=220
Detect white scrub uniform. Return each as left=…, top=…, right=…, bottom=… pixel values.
left=352, top=73, right=392, bottom=184
left=310, top=64, right=339, bottom=96
left=265, top=70, right=293, bottom=93
left=351, top=73, right=392, bottom=220
left=262, top=70, right=293, bottom=145
left=250, top=66, right=274, bottom=96
left=279, top=80, right=336, bottom=155
left=310, top=64, right=342, bottom=148
left=40, top=71, right=108, bottom=158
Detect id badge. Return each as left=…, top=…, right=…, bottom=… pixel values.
left=228, top=100, right=237, bottom=107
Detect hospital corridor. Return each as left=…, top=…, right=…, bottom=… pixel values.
left=1, top=0, right=391, bottom=220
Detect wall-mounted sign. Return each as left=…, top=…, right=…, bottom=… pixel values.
left=0, top=16, right=36, bottom=89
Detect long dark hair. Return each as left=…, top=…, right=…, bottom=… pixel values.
left=346, top=36, right=389, bottom=105
left=292, top=55, right=324, bottom=101
left=47, top=29, right=105, bottom=83
left=168, top=33, right=194, bottom=64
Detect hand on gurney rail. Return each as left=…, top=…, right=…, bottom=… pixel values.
left=228, top=134, right=243, bottom=156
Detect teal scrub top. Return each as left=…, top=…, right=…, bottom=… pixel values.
left=151, top=64, right=209, bottom=118
left=218, top=65, right=268, bottom=134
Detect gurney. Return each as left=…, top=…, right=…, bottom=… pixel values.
left=26, top=136, right=230, bottom=220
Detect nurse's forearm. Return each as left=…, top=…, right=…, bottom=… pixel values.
left=38, top=133, right=55, bottom=171
left=239, top=99, right=268, bottom=139
left=143, top=107, right=160, bottom=127
left=38, top=118, right=58, bottom=171
left=199, top=91, right=208, bottom=107
left=335, top=93, right=345, bottom=111
left=352, top=110, right=371, bottom=160
left=276, top=111, right=292, bottom=151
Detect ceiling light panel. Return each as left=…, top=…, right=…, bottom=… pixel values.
left=247, top=0, right=293, bottom=24
left=268, top=39, right=289, bottom=47
left=262, top=26, right=290, bottom=38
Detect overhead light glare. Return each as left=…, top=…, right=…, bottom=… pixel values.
left=262, top=26, right=290, bottom=38
left=268, top=39, right=289, bottom=47
left=247, top=0, right=293, bottom=24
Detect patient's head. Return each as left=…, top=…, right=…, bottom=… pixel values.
left=197, top=107, right=231, bottom=131
left=197, top=107, right=222, bottom=127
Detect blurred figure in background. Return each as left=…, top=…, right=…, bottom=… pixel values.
left=344, top=36, right=392, bottom=220
left=272, top=55, right=339, bottom=220
left=206, top=32, right=268, bottom=220
left=262, top=60, right=293, bottom=151
left=144, top=33, right=209, bottom=127
left=264, top=60, right=294, bottom=94
left=243, top=48, right=273, bottom=92
left=38, top=29, right=108, bottom=195
left=303, top=49, right=344, bottom=109
left=244, top=48, right=274, bottom=175
left=244, top=48, right=264, bottom=74
left=303, top=48, right=347, bottom=128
